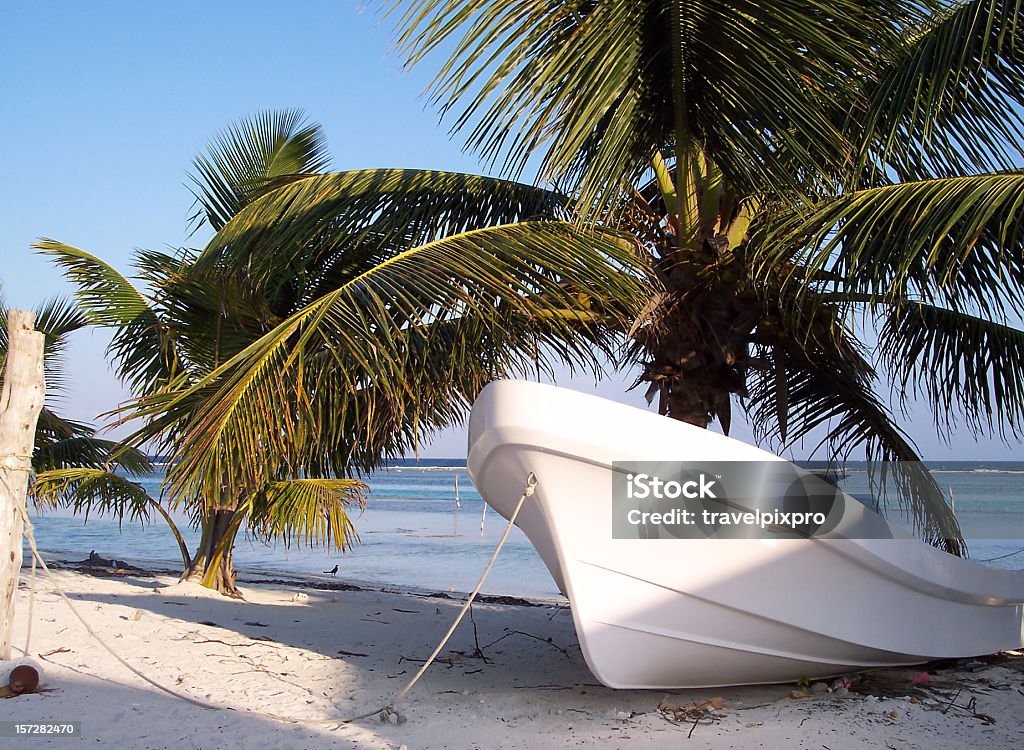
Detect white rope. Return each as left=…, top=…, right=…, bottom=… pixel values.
left=9, top=483, right=218, bottom=710
left=1, top=457, right=37, bottom=659
left=386, top=471, right=537, bottom=717
left=23, top=545, right=35, bottom=655
left=978, top=547, right=1024, bottom=563
left=4, top=470, right=539, bottom=726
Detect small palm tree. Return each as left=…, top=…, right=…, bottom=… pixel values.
left=389, top=0, right=1024, bottom=552
left=39, top=110, right=646, bottom=594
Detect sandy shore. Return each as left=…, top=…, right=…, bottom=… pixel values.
left=2, top=561, right=1023, bottom=749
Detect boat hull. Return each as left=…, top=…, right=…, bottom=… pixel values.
left=467, top=380, right=1024, bottom=688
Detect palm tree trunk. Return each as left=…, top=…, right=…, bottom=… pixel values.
left=666, top=388, right=713, bottom=429
left=645, top=245, right=760, bottom=434
left=179, top=509, right=241, bottom=597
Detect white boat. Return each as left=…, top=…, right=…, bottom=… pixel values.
left=466, top=380, right=1024, bottom=688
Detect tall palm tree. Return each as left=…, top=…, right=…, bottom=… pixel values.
left=388, top=0, right=1024, bottom=552
left=39, top=110, right=647, bottom=594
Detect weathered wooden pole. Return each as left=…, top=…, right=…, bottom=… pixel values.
left=0, top=311, right=45, bottom=660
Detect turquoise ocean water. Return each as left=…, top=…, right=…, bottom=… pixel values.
left=27, top=460, right=1024, bottom=598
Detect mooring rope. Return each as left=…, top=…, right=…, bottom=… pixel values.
left=977, top=547, right=1024, bottom=563
left=3, top=468, right=539, bottom=726
left=0, top=458, right=36, bottom=658
left=385, top=472, right=537, bottom=719
left=6, top=472, right=219, bottom=711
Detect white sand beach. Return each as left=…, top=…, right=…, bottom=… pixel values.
left=2, top=564, right=1023, bottom=749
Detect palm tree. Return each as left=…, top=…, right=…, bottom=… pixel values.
left=38, top=110, right=646, bottom=594
left=387, top=0, right=1024, bottom=552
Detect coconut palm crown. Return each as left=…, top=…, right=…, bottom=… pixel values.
left=390, top=0, right=1024, bottom=552
left=38, top=110, right=648, bottom=593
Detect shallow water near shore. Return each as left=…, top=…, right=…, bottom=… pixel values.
left=30, top=459, right=559, bottom=597
left=27, top=459, right=1024, bottom=597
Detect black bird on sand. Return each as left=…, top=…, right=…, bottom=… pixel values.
left=324, top=565, right=339, bottom=576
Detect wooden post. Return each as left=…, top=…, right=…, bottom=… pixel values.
left=0, top=311, right=45, bottom=660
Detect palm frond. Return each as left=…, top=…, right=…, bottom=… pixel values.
left=35, top=240, right=181, bottom=396
left=32, top=296, right=87, bottom=339
left=878, top=301, right=1024, bottom=439
left=745, top=331, right=964, bottom=554
left=195, top=168, right=565, bottom=302
left=32, top=296, right=87, bottom=395
left=30, top=409, right=153, bottom=476
left=34, top=407, right=94, bottom=442
left=133, top=220, right=647, bottom=505
left=761, top=173, right=1024, bottom=317
left=392, top=0, right=903, bottom=210
left=246, top=478, right=367, bottom=551
left=31, top=468, right=153, bottom=525
left=32, top=435, right=152, bottom=475
left=0, top=296, right=86, bottom=397
left=139, top=247, right=269, bottom=378
left=855, top=0, right=1024, bottom=180
left=188, top=109, right=331, bottom=232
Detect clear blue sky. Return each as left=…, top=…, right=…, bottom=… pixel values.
left=2, top=1, right=1019, bottom=460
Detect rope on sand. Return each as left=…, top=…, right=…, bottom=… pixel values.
left=5, top=470, right=539, bottom=726
left=7, top=472, right=220, bottom=711
left=382, top=472, right=537, bottom=721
